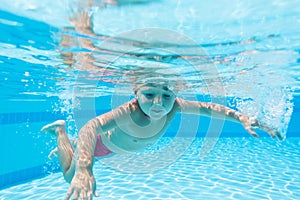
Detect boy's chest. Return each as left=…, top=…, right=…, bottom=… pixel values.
left=118, top=116, right=171, bottom=138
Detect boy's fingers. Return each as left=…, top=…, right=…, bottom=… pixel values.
left=94, top=191, right=99, bottom=197
left=275, top=131, right=284, bottom=141
left=251, top=132, right=259, bottom=138
left=250, top=119, right=259, bottom=128
left=269, top=130, right=279, bottom=140
left=91, top=178, right=98, bottom=197
left=246, top=127, right=259, bottom=138
left=65, top=187, right=75, bottom=200
left=92, top=182, right=99, bottom=197
left=80, top=190, right=87, bottom=199
left=72, top=191, right=79, bottom=199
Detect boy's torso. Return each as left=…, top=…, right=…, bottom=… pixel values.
left=101, top=100, right=179, bottom=153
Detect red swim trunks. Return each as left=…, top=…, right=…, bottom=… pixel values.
left=94, top=135, right=112, bottom=157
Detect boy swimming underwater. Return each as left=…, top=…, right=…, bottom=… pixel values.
left=42, top=83, right=282, bottom=200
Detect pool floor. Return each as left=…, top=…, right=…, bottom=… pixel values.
left=1, top=137, right=299, bottom=200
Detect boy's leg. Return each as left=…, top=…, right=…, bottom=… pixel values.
left=41, top=120, right=75, bottom=183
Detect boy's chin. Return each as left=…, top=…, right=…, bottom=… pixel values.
left=149, top=113, right=166, bottom=120
left=150, top=116, right=162, bottom=120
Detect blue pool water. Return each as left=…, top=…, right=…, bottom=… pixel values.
left=1, top=138, right=300, bottom=199
left=1, top=0, right=300, bottom=199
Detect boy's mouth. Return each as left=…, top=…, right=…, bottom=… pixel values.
left=150, top=106, right=165, bottom=113
left=149, top=108, right=165, bottom=118
left=152, top=109, right=162, bottom=113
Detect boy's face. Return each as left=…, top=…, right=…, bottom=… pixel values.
left=136, top=84, right=176, bottom=120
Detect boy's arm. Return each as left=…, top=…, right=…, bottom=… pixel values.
left=176, top=98, right=246, bottom=122
left=65, top=105, right=129, bottom=199
left=175, top=98, right=283, bottom=140
left=74, top=110, right=120, bottom=168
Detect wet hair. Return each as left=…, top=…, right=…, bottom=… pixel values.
left=136, top=72, right=187, bottom=89
left=133, top=82, right=179, bottom=96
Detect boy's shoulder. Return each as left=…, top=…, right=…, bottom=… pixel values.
left=114, top=99, right=139, bottom=114
left=174, top=97, right=183, bottom=108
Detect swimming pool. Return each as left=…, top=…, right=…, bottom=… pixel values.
left=0, top=0, right=299, bottom=199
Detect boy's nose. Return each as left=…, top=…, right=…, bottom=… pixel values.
left=153, top=95, right=162, bottom=105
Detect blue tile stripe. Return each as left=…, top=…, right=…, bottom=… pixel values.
left=0, top=112, right=66, bottom=125
left=0, top=109, right=111, bottom=125
left=0, top=164, right=60, bottom=189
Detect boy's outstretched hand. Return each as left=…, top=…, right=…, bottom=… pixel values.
left=65, top=168, right=98, bottom=200
left=238, top=115, right=284, bottom=141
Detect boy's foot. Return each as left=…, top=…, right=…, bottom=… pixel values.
left=41, top=120, right=66, bottom=135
